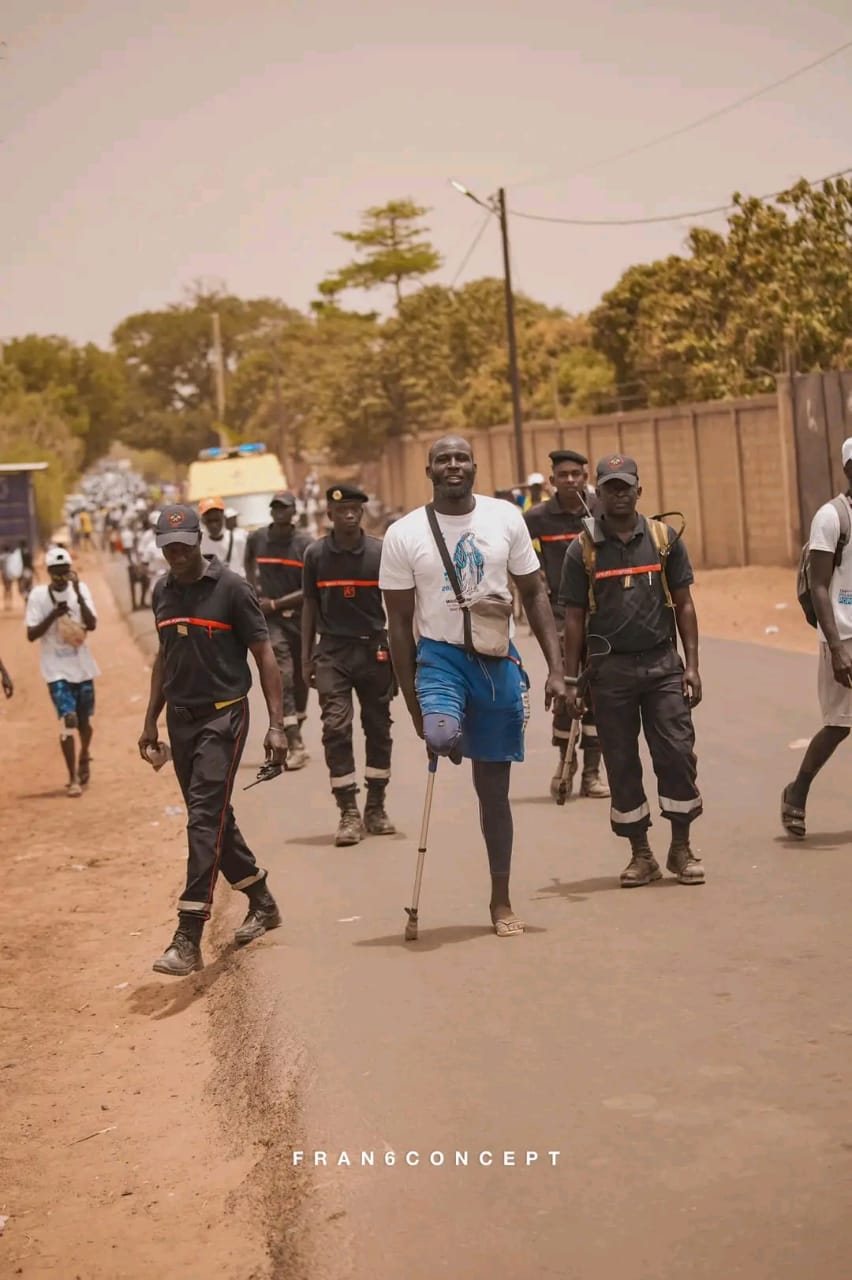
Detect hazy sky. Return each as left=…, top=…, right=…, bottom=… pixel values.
left=2, top=0, right=850, bottom=346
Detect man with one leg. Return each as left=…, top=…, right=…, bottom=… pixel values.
left=301, top=485, right=396, bottom=846
left=380, top=436, right=566, bottom=935
left=246, top=491, right=312, bottom=769
left=525, top=449, right=609, bottom=800
left=782, top=438, right=852, bottom=837
left=26, top=547, right=99, bottom=796
left=138, top=506, right=288, bottom=976
left=560, top=455, right=705, bottom=886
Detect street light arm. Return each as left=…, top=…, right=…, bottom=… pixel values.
left=448, top=178, right=497, bottom=214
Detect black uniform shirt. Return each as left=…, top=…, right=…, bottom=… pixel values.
left=246, top=526, right=312, bottom=602
left=558, top=515, right=693, bottom=653
left=153, top=556, right=269, bottom=707
left=525, top=495, right=599, bottom=600
left=303, top=533, right=386, bottom=638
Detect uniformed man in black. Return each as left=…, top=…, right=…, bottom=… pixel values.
left=245, top=491, right=312, bottom=770
left=560, top=456, right=706, bottom=887
left=301, top=484, right=396, bottom=846
left=525, top=449, right=609, bottom=800
left=138, top=505, right=288, bottom=976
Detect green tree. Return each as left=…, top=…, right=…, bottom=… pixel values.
left=319, top=200, right=442, bottom=307
left=2, top=335, right=128, bottom=465
left=590, top=175, right=852, bottom=407
left=0, top=366, right=82, bottom=533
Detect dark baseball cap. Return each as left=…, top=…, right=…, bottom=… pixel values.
left=271, top=491, right=297, bottom=507
left=595, top=455, right=639, bottom=487
left=155, top=504, right=201, bottom=547
left=327, top=483, right=368, bottom=504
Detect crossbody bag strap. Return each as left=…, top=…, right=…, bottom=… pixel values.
left=425, top=503, right=473, bottom=651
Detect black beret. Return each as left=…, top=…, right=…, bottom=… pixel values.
left=549, top=449, right=588, bottom=467
left=326, top=483, right=368, bottom=504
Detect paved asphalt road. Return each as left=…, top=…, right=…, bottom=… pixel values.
left=225, top=631, right=852, bottom=1280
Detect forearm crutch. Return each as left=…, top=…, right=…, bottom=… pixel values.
left=404, top=753, right=438, bottom=941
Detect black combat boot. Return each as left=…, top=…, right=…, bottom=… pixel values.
left=619, top=832, right=662, bottom=888
left=235, top=877, right=282, bottom=944
left=284, top=724, right=309, bottom=771
left=363, top=780, right=396, bottom=836
left=666, top=823, right=705, bottom=885
left=153, top=913, right=204, bottom=976
left=579, top=746, right=610, bottom=798
left=334, top=786, right=364, bottom=847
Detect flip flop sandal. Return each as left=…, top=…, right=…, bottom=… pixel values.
left=780, top=784, right=806, bottom=840
left=79, top=755, right=91, bottom=786
left=493, top=915, right=526, bottom=937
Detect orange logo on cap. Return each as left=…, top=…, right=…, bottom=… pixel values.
left=169, top=511, right=184, bottom=526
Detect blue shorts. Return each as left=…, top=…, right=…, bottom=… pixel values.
left=415, top=637, right=529, bottom=763
left=48, top=679, right=95, bottom=721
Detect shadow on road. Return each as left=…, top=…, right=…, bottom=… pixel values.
left=127, top=946, right=235, bottom=1020
left=18, top=788, right=73, bottom=801
left=512, top=794, right=559, bottom=806
left=534, top=875, right=684, bottom=901
left=286, top=832, right=408, bottom=847
left=354, top=924, right=547, bottom=952
left=774, top=829, right=852, bottom=850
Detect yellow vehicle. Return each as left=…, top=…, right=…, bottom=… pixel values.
left=186, top=443, right=288, bottom=529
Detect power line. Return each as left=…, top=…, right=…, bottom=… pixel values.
left=450, top=210, right=494, bottom=286
left=512, top=38, right=852, bottom=191
left=509, top=165, right=852, bottom=228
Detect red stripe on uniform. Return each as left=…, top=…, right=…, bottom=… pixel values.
left=316, top=580, right=380, bottom=588
left=539, top=533, right=580, bottom=542
left=595, top=564, right=661, bottom=581
left=256, top=557, right=303, bottom=567
left=157, top=616, right=233, bottom=631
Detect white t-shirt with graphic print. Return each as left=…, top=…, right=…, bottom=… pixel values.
left=809, top=495, right=852, bottom=642
left=378, top=494, right=540, bottom=645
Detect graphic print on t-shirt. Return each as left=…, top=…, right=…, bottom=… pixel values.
left=446, top=531, right=485, bottom=602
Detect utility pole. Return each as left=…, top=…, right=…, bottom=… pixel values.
left=451, top=181, right=526, bottom=484
left=211, top=312, right=227, bottom=444
left=496, top=188, right=526, bottom=484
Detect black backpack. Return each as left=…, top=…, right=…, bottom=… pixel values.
left=797, top=495, right=851, bottom=627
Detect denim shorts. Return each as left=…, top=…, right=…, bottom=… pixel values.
left=415, top=637, right=529, bottom=762
left=47, top=679, right=96, bottom=721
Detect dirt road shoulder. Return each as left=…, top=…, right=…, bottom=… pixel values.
left=0, top=559, right=288, bottom=1279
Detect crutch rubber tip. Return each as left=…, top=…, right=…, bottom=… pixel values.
left=404, top=908, right=419, bottom=941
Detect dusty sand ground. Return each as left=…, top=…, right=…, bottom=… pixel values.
left=0, top=557, right=277, bottom=1279
left=0, top=555, right=815, bottom=1277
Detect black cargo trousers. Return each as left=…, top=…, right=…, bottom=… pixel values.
left=314, top=635, right=395, bottom=793
left=589, top=641, right=702, bottom=837
left=167, top=698, right=266, bottom=918
left=551, top=603, right=597, bottom=753
left=267, top=612, right=308, bottom=727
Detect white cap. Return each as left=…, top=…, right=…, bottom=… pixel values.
left=842, top=439, right=852, bottom=468
left=45, top=545, right=72, bottom=568
left=526, top=472, right=545, bottom=486
left=224, top=507, right=238, bottom=519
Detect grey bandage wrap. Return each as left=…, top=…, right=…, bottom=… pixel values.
left=472, top=760, right=513, bottom=877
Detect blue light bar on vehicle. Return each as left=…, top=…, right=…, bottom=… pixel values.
left=197, top=443, right=267, bottom=460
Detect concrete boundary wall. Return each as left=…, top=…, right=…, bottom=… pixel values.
left=378, top=390, right=798, bottom=569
